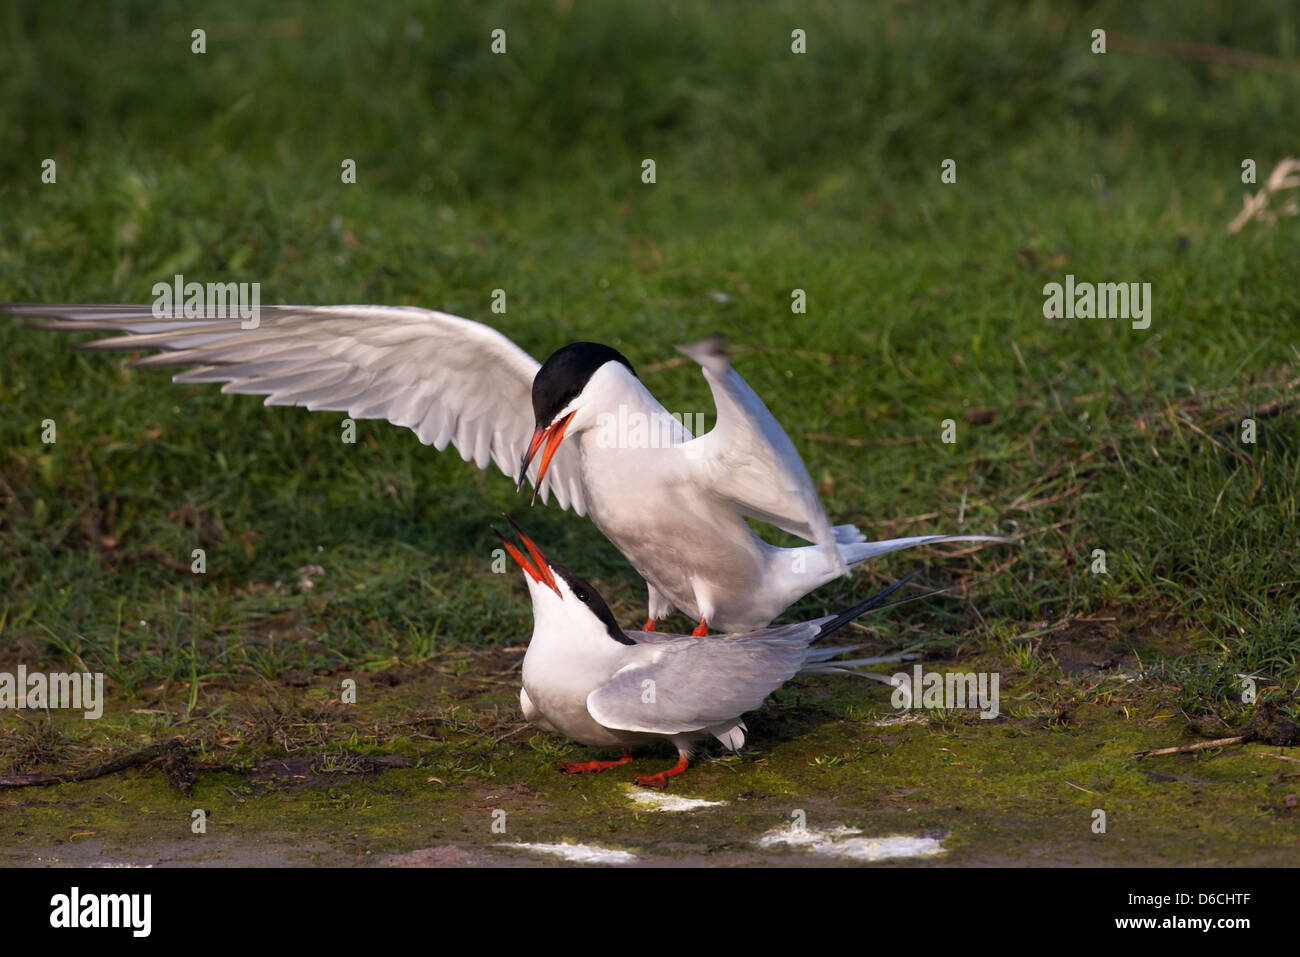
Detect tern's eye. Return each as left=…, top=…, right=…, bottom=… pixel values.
left=573, top=587, right=589, bottom=603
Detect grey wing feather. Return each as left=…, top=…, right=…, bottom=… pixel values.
left=586, top=637, right=810, bottom=735
left=676, top=337, right=841, bottom=563
left=3, top=303, right=587, bottom=512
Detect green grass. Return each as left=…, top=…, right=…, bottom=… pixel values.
left=1, top=0, right=1297, bottom=762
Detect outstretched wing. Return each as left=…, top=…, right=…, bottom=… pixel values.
left=3, top=303, right=587, bottom=512
left=677, top=336, right=842, bottom=566
left=587, top=636, right=809, bottom=735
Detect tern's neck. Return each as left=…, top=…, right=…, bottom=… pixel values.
left=528, top=595, right=629, bottom=663
left=580, top=363, right=665, bottom=420
left=571, top=363, right=689, bottom=451
left=579, top=385, right=694, bottom=454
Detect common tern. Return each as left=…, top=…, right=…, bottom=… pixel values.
left=6, top=302, right=1010, bottom=631
left=495, top=518, right=922, bottom=788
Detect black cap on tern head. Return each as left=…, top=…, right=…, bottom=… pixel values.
left=531, top=342, right=637, bottom=428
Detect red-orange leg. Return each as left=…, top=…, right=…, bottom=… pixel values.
left=635, top=754, right=690, bottom=789
left=556, top=748, right=633, bottom=775
left=642, top=618, right=657, bottom=632
left=691, top=619, right=709, bottom=637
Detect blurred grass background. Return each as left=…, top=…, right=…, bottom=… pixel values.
left=0, top=0, right=1296, bottom=700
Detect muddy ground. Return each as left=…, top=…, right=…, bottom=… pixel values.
left=2, top=615, right=1296, bottom=867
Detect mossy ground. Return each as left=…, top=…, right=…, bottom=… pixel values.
left=4, top=615, right=1295, bottom=867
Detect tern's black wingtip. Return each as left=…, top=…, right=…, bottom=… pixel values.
left=812, top=570, right=924, bottom=644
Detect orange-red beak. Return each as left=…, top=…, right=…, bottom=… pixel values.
left=492, top=517, right=561, bottom=597
left=516, top=411, right=576, bottom=505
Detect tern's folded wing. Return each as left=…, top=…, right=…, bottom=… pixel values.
left=676, top=336, right=839, bottom=557
left=586, top=637, right=809, bottom=735
left=4, top=303, right=587, bottom=512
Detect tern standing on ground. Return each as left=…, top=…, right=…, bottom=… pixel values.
left=496, top=519, right=921, bottom=788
